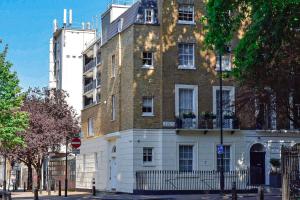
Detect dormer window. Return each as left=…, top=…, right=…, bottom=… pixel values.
left=145, top=9, right=154, bottom=24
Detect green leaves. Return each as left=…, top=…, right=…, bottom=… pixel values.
left=0, top=44, right=28, bottom=149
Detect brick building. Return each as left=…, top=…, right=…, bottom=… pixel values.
left=77, top=0, right=300, bottom=193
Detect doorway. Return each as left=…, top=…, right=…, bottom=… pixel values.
left=109, top=145, right=117, bottom=190
left=250, top=143, right=266, bottom=185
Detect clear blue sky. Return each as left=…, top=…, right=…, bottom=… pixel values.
left=0, top=0, right=108, bottom=90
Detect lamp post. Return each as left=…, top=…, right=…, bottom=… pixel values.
left=219, top=52, right=225, bottom=193
left=65, top=136, right=68, bottom=197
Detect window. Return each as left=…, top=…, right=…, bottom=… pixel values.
left=111, top=55, right=116, bottom=77
left=143, top=147, right=153, bottom=163
left=96, top=93, right=101, bottom=104
left=216, top=54, right=232, bottom=71
left=94, top=152, right=98, bottom=169
left=178, top=5, right=194, bottom=24
left=142, top=52, right=153, bottom=68
left=87, top=118, right=94, bottom=136
left=142, top=97, right=154, bottom=116
left=217, top=145, right=231, bottom=172
left=111, top=95, right=115, bottom=120
left=145, top=9, right=154, bottom=23
left=179, top=145, right=193, bottom=171
left=175, top=85, right=198, bottom=128
left=96, top=51, right=101, bottom=64
left=213, top=86, right=235, bottom=129
left=178, top=43, right=195, bottom=69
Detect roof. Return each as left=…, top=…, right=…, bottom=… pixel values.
left=103, top=0, right=158, bottom=44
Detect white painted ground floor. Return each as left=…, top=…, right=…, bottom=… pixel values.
left=75, top=129, right=300, bottom=193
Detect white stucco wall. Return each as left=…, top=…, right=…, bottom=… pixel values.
left=76, top=129, right=300, bottom=193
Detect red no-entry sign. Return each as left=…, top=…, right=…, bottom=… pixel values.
left=71, top=137, right=81, bottom=149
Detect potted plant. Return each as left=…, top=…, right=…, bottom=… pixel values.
left=269, top=158, right=281, bottom=188
left=182, top=112, right=196, bottom=128
left=200, top=112, right=216, bottom=129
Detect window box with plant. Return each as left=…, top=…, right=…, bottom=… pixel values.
left=180, top=112, right=197, bottom=129
left=269, top=158, right=281, bottom=188
left=200, top=111, right=216, bottom=129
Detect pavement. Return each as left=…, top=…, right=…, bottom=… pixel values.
left=10, top=187, right=282, bottom=200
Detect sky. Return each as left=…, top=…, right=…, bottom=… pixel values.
left=0, top=0, right=109, bottom=90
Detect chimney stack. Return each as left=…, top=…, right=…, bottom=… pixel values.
left=63, top=9, right=67, bottom=26
left=69, top=9, right=73, bottom=26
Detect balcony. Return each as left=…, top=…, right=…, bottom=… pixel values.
left=83, top=96, right=94, bottom=108
left=175, top=114, right=239, bottom=130
left=84, top=80, right=96, bottom=94
left=83, top=59, right=95, bottom=73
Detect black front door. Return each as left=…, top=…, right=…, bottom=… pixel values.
left=250, top=152, right=265, bottom=185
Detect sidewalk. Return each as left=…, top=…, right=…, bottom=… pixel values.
left=11, top=190, right=90, bottom=199
left=11, top=187, right=282, bottom=200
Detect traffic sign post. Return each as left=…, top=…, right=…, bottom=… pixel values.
left=71, top=137, right=81, bottom=149
left=217, top=144, right=224, bottom=155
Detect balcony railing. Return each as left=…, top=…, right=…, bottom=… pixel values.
left=84, top=80, right=96, bottom=93
left=83, top=59, right=95, bottom=73
left=175, top=116, right=239, bottom=130
left=96, top=78, right=101, bottom=87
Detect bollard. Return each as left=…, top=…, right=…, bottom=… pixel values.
left=257, top=185, right=264, bottom=200
left=7, top=192, right=11, bottom=200
left=92, top=178, right=96, bottom=196
left=232, top=181, right=237, bottom=200
left=58, top=180, right=61, bottom=196
left=24, top=182, right=26, bottom=192
left=34, top=187, right=39, bottom=200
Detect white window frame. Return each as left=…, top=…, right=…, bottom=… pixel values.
left=142, top=96, right=154, bottom=117
left=142, top=52, right=154, bottom=68
left=175, top=84, right=198, bottom=123
left=178, top=4, right=195, bottom=24
left=87, top=117, right=94, bottom=136
left=177, top=143, right=198, bottom=171
left=111, top=55, right=116, bottom=77
left=144, top=9, right=154, bottom=24
left=178, top=43, right=195, bottom=69
left=215, top=144, right=232, bottom=172
left=216, top=54, right=232, bottom=71
left=111, top=95, right=116, bottom=121
left=143, top=147, right=154, bottom=166
left=213, top=86, right=235, bottom=129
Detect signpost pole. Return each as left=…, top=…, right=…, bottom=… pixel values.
left=65, top=136, right=68, bottom=197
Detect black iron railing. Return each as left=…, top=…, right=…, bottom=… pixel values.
left=135, top=170, right=256, bottom=193
left=83, top=59, right=95, bottom=73
left=84, top=80, right=96, bottom=93
left=175, top=117, right=239, bottom=129
left=282, top=145, right=300, bottom=200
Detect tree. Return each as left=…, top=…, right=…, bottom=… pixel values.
left=0, top=44, right=28, bottom=191
left=203, top=0, right=300, bottom=128
left=9, top=88, right=80, bottom=190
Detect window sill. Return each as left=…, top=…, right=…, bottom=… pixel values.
left=142, top=113, right=155, bottom=117
left=177, top=21, right=196, bottom=25
left=143, top=163, right=156, bottom=167
left=178, top=66, right=196, bottom=70
left=216, top=68, right=232, bottom=72
left=142, top=65, right=154, bottom=69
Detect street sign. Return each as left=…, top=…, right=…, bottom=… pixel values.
left=71, top=137, right=81, bottom=149
left=72, top=148, right=80, bottom=155
left=217, top=145, right=224, bottom=155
